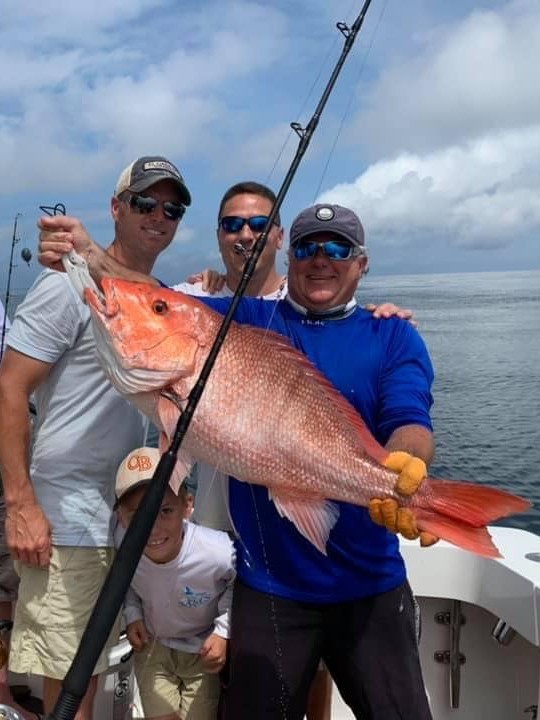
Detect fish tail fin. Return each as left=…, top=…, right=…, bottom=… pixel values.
left=413, top=480, right=531, bottom=558
left=426, top=479, right=530, bottom=526
left=415, top=510, right=502, bottom=558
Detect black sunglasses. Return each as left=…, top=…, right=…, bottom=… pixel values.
left=127, top=193, right=186, bottom=222
left=219, top=215, right=273, bottom=234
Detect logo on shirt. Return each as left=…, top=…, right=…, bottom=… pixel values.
left=179, top=586, right=212, bottom=608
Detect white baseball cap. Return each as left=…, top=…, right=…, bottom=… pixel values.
left=115, top=447, right=161, bottom=506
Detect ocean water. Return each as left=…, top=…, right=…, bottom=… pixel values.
left=361, top=269, right=540, bottom=534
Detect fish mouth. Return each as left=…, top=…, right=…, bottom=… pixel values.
left=84, top=281, right=117, bottom=319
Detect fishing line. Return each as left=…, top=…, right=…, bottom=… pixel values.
left=46, top=3, right=375, bottom=718
left=265, top=0, right=360, bottom=186
left=312, top=0, right=389, bottom=202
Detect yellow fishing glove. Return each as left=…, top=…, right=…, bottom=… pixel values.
left=368, top=451, right=439, bottom=547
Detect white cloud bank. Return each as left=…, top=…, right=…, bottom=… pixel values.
left=318, top=1, right=540, bottom=258
left=0, top=1, right=289, bottom=193
left=319, top=126, right=540, bottom=250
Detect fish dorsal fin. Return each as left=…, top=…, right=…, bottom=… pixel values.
left=245, top=325, right=387, bottom=463
left=269, top=490, right=340, bottom=555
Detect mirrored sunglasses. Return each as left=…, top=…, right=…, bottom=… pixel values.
left=127, top=193, right=186, bottom=221
left=219, top=215, right=271, bottom=233
left=292, top=239, right=362, bottom=261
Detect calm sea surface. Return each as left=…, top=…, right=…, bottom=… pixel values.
left=361, top=269, right=540, bottom=534
left=7, top=269, right=540, bottom=533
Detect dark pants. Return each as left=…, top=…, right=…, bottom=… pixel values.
left=219, top=580, right=432, bottom=720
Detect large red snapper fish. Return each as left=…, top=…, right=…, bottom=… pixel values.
left=85, top=278, right=529, bottom=558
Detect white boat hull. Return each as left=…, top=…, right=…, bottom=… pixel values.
left=332, top=526, right=540, bottom=719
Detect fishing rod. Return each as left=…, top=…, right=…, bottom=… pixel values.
left=45, top=2, right=374, bottom=718
left=0, top=214, right=22, bottom=362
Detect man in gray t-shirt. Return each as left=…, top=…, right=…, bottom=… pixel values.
left=0, top=155, right=191, bottom=720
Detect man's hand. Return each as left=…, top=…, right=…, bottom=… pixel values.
left=384, top=450, right=427, bottom=496
left=365, top=302, right=417, bottom=328
left=187, top=269, right=226, bottom=294
left=368, top=450, right=438, bottom=547
left=38, top=216, right=97, bottom=272
left=199, top=633, right=228, bottom=673
left=5, top=501, right=52, bottom=567
left=126, top=620, right=149, bottom=652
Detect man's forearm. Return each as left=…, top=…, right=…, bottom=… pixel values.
left=385, top=424, right=435, bottom=467
left=0, top=385, right=36, bottom=508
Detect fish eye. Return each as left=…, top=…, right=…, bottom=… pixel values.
left=152, top=299, right=168, bottom=315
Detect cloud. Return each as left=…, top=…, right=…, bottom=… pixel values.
left=318, top=125, right=540, bottom=251
left=1, top=1, right=539, bottom=282
left=0, top=1, right=289, bottom=193
left=315, top=1, right=540, bottom=265
left=350, top=0, right=540, bottom=157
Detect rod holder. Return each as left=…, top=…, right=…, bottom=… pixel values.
left=491, top=618, right=516, bottom=646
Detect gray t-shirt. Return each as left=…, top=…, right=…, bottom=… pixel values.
left=7, top=270, right=148, bottom=547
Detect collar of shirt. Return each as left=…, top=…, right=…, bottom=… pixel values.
left=285, top=294, right=358, bottom=321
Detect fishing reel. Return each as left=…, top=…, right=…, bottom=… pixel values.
left=0, top=705, right=25, bottom=720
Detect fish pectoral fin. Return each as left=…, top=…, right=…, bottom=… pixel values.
left=270, top=491, right=340, bottom=556
left=158, top=432, right=194, bottom=495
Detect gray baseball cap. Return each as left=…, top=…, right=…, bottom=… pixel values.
left=114, top=156, right=191, bottom=206
left=289, top=204, right=365, bottom=248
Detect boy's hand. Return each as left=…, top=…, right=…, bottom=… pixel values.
left=126, top=620, right=149, bottom=651
left=199, top=633, right=228, bottom=673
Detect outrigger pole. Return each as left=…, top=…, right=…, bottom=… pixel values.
left=46, top=2, right=374, bottom=718
left=0, top=213, right=22, bottom=362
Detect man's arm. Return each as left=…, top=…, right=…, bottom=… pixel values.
left=368, top=424, right=438, bottom=546
left=38, top=216, right=158, bottom=287
left=0, top=348, right=54, bottom=567
left=385, top=423, right=434, bottom=467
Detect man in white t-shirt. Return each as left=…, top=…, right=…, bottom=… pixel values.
left=174, top=181, right=288, bottom=532
left=0, top=156, right=191, bottom=720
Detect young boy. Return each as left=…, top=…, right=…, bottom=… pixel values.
left=115, top=447, right=235, bottom=720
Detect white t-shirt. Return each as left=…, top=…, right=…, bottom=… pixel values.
left=117, top=520, right=235, bottom=653
left=171, top=279, right=287, bottom=531
left=7, top=271, right=148, bottom=546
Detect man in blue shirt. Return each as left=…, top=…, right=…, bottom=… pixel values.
left=201, top=204, right=435, bottom=720
left=38, top=202, right=436, bottom=720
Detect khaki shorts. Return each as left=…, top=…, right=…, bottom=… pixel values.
left=134, top=639, right=220, bottom=719
left=9, top=546, right=118, bottom=679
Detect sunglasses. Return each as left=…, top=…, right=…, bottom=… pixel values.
left=292, top=239, right=362, bottom=261
left=219, top=215, right=273, bottom=234
left=127, top=193, right=186, bottom=221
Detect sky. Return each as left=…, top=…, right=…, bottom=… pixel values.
left=1, top=0, right=539, bottom=297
